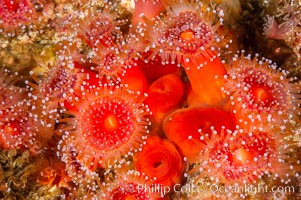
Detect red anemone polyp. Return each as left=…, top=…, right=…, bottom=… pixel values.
left=100, top=171, right=157, bottom=200
left=0, top=0, right=33, bottom=33
left=134, top=136, right=185, bottom=189
left=163, top=107, right=235, bottom=161
left=27, top=63, right=83, bottom=113
left=58, top=85, right=151, bottom=170
left=75, top=9, right=117, bottom=49
left=39, top=65, right=80, bottom=99
left=0, top=69, right=25, bottom=110
left=0, top=101, right=35, bottom=150
left=121, top=66, right=149, bottom=95
left=79, top=96, right=138, bottom=152
left=194, top=131, right=282, bottom=184
left=222, top=54, right=300, bottom=129
left=145, top=0, right=229, bottom=106
left=139, top=54, right=182, bottom=84
left=0, top=0, right=54, bottom=34
left=147, top=0, right=225, bottom=65
left=109, top=182, right=151, bottom=200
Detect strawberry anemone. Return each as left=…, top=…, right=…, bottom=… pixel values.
left=0, top=0, right=54, bottom=34
left=0, top=0, right=34, bottom=33
left=58, top=85, right=151, bottom=183
left=26, top=63, right=87, bottom=140
left=163, top=107, right=236, bottom=161
left=36, top=156, right=71, bottom=189
left=134, top=136, right=185, bottom=189
left=99, top=170, right=158, bottom=200
left=0, top=100, right=36, bottom=150
left=28, top=63, right=83, bottom=110
left=145, top=0, right=231, bottom=105
left=222, top=54, right=301, bottom=130
left=0, top=70, right=35, bottom=149
left=191, top=130, right=297, bottom=185
left=73, top=7, right=119, bottom=49
left=0, top=69, right=25, bottom=110
left=148, top=0, right=225, bottom=64
left=93, top=48, right=128, bottom=82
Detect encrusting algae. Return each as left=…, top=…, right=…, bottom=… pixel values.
left=0, top=0, right=301, bottom=199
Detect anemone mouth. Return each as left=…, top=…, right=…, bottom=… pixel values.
left=79, top=95, right=136, bottom=152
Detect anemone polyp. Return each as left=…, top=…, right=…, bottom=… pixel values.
left=99, top=170, right=157, bottom=200
left=74, top=8, right=118, bottom=49
left=147, top=0, right=225, bottom=64
left=57, top=139, right=102, bottom=189
left=58, top=85, right=151, bottom=173
left=27, top=63, right=83, bottom=112
left=94, top=48, right=128, bottom=82
left=143, top=0, right=230, bottom=106
left=0, top=69, right=25, bottom=110
left=0, top=0, right=54, bottom=34
left=191, top=129, right=296, bottom=185
left=0, top=0, right=34, bottom=33
left=0, top=100, right=36, bottom=150
left=222, top=54, right=301, bottom=129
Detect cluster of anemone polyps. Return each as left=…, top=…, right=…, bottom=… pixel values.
left=0, top=0, right=301, bottom=199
